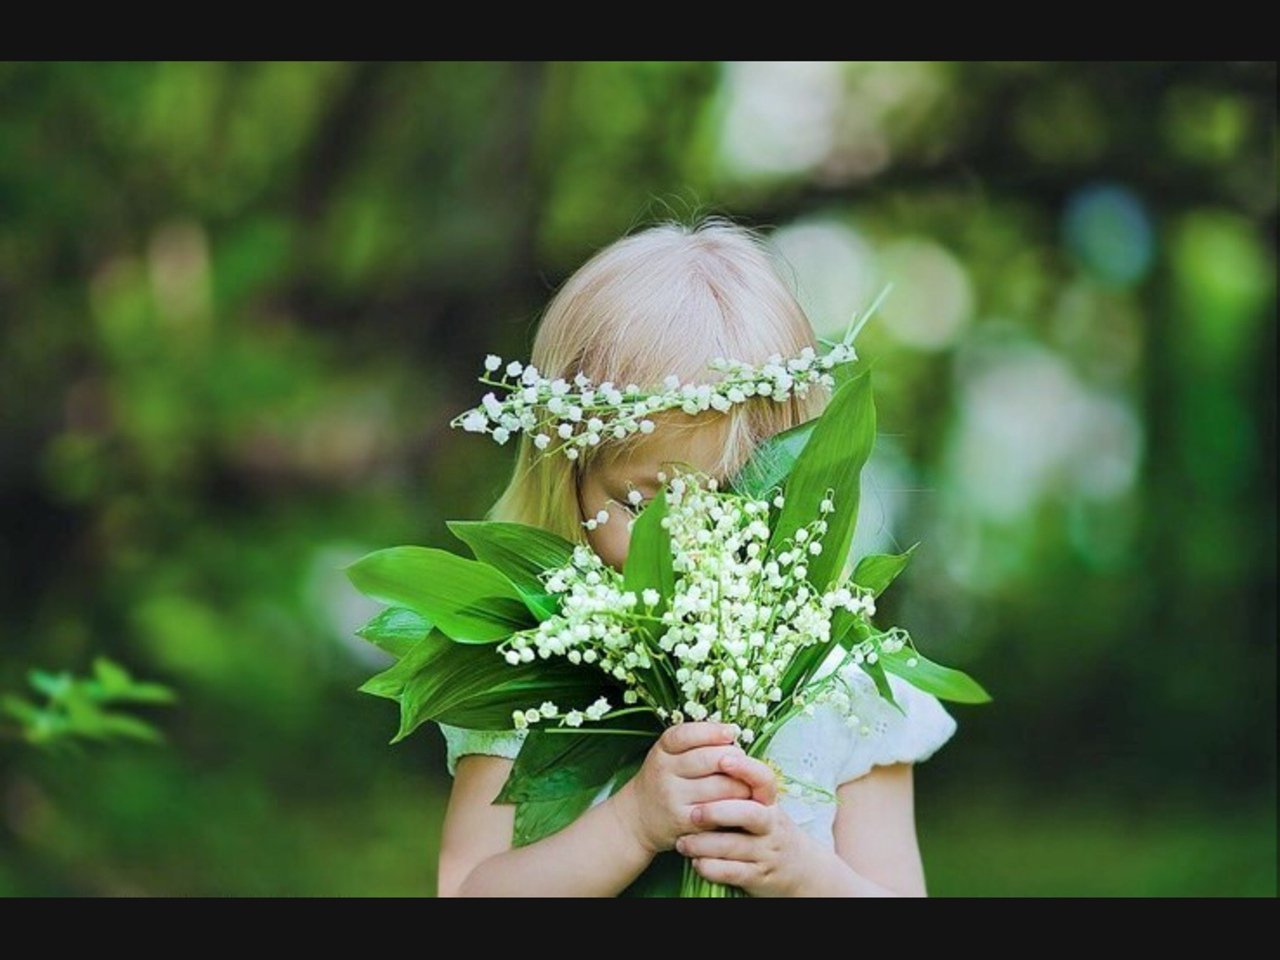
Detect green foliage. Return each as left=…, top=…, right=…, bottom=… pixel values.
left=852, top=545, right=919, bottom=597
left=355, top=607, right=432, bottom=658
left=511, top=790, right=603, bottom=848
left=881, top=646, right=992, bottom=705
left=768, top=370, right=876, bottom=590
left=497, top=724, right=652, bottom=847
left=345, top=546, right=536, bottom=642
left=358, top=628, right=613, bottom=740
left=726, top=417, right=817, bottom=501
left=2, top=657, right=176, bottom=751
left=496, top=725, right=652, bottom=805
left=623, top=487, right=674, bottom=612
left=446, top=520, right=576, bottom=619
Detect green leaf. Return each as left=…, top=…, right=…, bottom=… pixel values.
left=505, top=733, right=656, bottom=848
left=726, top=417, right=818, bottom=500
left=356, top=607, right=433, bottom=658
left=7, top=660, right=174, bottom=750
left=28, top=669, right=72, bottom=701
left=511, top=788, right=602, bottom=847
left=833, top=608, right=871, bottom=650
left=881, top=647, right=992, bottom=704
left=1, top=694, right=42, bottom=725
left=497, top=723, right=654, bottom=803
left=345, top=546, right=536, bottom=643
left=446, top=520, right=575, bottom=619
left=89, top=657, right=177, bottom=705
left=63, top=689, right=168, bottom=743
left=86, top=709, right=167, bottom=744
left=623, top=488, right=673, bottom=607
left=92, top=657, right=132, bottom=693
left=358, top=628, right=613, bottom=741
left=770, top=370, right=876, bottom=592
left=852, top=543, right=918, bottom=597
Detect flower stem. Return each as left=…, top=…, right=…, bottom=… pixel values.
left=679, top=857, right=746, bottom=897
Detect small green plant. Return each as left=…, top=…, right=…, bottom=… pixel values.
left=1, top=656, right=177, bottom=754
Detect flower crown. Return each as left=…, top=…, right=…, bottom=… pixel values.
left=450, top=285, right=890, bottom=463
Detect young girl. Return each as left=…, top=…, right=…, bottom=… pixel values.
left=436, top=217, right=957, bottom=897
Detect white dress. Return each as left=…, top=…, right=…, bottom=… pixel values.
left=437, top=647, right=958, bottom=847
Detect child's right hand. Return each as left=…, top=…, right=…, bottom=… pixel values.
left=610, top=721, right=757, bottom=855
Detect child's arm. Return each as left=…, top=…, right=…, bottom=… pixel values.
left=828, top=761, right=928, bottom=895
left=437, top=721, right=753, bottom=897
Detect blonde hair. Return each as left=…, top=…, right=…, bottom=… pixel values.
left=486, top=216, right=831, bottom=545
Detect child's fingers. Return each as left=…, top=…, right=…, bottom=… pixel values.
left=718, top=753, right=778, bottom=804
left=672, top=744, right=745, bottom=778
left=676, top=830, right=756, bottom=861
left=686, top=773, right=752, bottom=803
left=659, top=721, right=740, bottom=755
left=690, top=798, right=771, bottom=834
left=690, top=857, right=758, bottom=889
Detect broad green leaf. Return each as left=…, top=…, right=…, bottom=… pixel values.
left=623, top=488, right=673, bottom=607
left=512, top=787, right=601, bottom=847
left=446, top=520, right=575, bottom=619
left=727, top=417, right=817, bottom=500
left=852, top=543, right=918, bottom=597
left=508, top=740, right=656, bottom=849
left=497, top=722, right=655, bottom=803
left=356, top=607, right=432, bottom=658
left=358, top=628, right=612, bottom=741
left=770, top=371, right=876, bottom=592
left=881, top=647, right=992, bottom=704
left=345, top=546, right=535, bottom=643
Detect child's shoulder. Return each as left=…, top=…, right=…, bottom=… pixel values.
left=764, top=646, right=958, bottom=788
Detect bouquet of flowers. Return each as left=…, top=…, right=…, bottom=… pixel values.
left=345, top=316, right=989, bottom=897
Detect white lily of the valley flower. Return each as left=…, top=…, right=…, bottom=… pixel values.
left=498, top=470, right=899, bottom=746
left=450, top=330, right=859, bottom=461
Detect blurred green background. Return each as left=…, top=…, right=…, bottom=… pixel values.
left=1, top=61, right=1275, bottom=896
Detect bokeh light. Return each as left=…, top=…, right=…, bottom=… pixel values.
left=1062, top=183, right=1155, bottom=288
left=878, top=238, right=974, bottom=350
left=770, top=219, right=876, bottom=337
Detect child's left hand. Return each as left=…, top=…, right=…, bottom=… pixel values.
left=673, top=751, right=833, bottom=897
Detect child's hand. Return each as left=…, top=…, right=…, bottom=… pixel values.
left=716, top=751, right=779, bottom=805
left=610, top=721, right=754, bottom=855
left=675, top=797, right=832, bottom=897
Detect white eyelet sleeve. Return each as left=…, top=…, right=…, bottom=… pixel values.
left=833, top=666, right=959, bottom=786
left=437, top=721, right=529, bottom=777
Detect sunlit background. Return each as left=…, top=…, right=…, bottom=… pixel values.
left=1, top=61, right=1274, bottom=896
